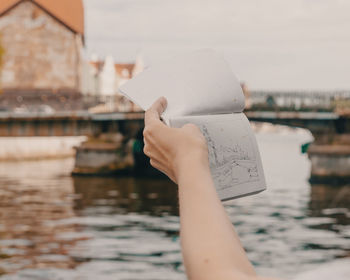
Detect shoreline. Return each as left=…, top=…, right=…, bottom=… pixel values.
left=0, top=136, right=86, bottom=161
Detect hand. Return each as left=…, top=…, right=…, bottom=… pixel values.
left=143, top=97, right=209, bottom=183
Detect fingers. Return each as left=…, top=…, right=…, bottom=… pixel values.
left=182, top=123, right=202, bottom=134
left=145, top=97, right=167, bottom=126
left=182, top=123, right=199, bottom=131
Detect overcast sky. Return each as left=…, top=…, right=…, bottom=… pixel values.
left=84, top=0, right=350, bottom=90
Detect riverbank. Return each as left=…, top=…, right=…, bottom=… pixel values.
left=0, top=137, right=86, bottom=161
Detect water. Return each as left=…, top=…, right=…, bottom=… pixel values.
left=0, top=129, right=349, bottom=279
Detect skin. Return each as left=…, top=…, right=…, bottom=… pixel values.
left=143, top=97, right=279, bottom=280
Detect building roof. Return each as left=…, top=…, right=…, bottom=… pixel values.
left=89, top=61, right=136, bottom=79
left=115, top=64, right=135, bottom=79
left=0, top=0, right=84, bottom=35
left=89, top=61, right=103, bottom=71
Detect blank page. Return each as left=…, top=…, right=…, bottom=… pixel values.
left=119, top=49, right=245, bottom=119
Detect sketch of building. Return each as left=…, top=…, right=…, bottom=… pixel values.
left=200, top=123, right=260, bottom=191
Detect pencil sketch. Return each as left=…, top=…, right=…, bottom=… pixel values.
left=200, top=121, right=259, bottom=192
left=169, top=113, right=265, bottom=200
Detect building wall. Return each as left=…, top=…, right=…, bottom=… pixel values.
left=0, top=1, right=83, bottom=91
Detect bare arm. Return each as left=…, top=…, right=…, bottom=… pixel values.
left=143, top=97, right=278, bottom=280
left=177, top=157, right=258, bottom=280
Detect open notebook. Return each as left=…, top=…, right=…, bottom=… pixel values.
left=119, top=49, right=266, bottom=201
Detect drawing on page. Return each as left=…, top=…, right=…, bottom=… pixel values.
left=201, top=124, right=259, bottom=191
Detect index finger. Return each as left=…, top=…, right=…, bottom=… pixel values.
left=145, top=97, right=167, bottom=126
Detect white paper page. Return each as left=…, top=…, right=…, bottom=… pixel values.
left=119, top=49, right=245, bottom=119
left=169, top=113, right=266, bottom=201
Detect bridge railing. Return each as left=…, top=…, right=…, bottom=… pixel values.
left=1, top=90, right=349, bottom=115
left=87, top=91, right=350, bottom=113
left=248, top=91, right=350, bottom=112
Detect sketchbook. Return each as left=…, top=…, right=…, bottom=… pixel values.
left=119, top=49, right=266, bottom=201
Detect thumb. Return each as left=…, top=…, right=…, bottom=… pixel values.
left=145, top=97, right=167, bottom=126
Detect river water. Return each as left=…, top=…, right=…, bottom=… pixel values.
left=0, top=128, right=349, bottom=279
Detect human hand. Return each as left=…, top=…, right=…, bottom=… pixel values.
left=143, top=97, right=209, bottom=183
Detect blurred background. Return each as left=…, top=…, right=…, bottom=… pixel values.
left=0, top=0, right=349, bottom=279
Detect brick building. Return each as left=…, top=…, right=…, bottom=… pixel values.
left=0, top=0, right=84, bottom=111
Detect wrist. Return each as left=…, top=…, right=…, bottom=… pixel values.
left=175, top=151, right=210, bottom=183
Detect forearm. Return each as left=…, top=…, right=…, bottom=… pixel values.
left=143, top=98, right=276, bottom=280
left=178, top=160, right=256, bottom=280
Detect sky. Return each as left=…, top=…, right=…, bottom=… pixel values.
left=84, top=0, right=350, bottom=90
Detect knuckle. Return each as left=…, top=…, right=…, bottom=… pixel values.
left=144, top=109, right=152, bottom=118
left=142, top=127, right=148, bottom=137
left=143, top=145, right=150, bottom=156
left=143, top=127, right=152, bottom=138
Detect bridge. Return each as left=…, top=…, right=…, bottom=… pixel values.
left=1, top=91, right=350, bottom=183
left=0, top=111, right=144, bottom=137
left=0, top=110, right=346, bottom=137
left=1, top=90, right=349, bottom=137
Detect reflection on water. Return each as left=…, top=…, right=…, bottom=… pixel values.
left=309, top=184, right=350, bottom=232
left=0, top=161, right=85, bottom=276
left=0, top=160, right=183, bottom=280
left=0, top=131, right=349, bottom=279
left=310, top=184, right=350, bottom=219
left=73, top=177, right=178, bottom=216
